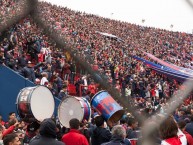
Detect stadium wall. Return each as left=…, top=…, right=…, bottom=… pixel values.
left=0, top=65, right=60, bottom=121
left=0, top=65, right=34, bottom=121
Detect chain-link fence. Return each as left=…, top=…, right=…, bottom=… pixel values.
left=1, top=0, right=193, bottom=144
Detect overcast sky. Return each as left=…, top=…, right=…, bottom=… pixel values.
left=39, top=0, right=193, bottom=33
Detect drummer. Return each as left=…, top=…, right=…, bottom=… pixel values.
left=23, top=121, right=40, bottom=144
left=29, top=118, right=64, bottom=145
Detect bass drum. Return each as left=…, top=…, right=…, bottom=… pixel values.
left=58, top=96, right=91, bottom=128
left=91, top=90, right=124, bottom=124
left=16, top=86, right=55, bottom=122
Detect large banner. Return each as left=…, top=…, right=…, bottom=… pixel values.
left=133, top=56, right=193, bottom=82
left=143, top=51, right=193, bottom=76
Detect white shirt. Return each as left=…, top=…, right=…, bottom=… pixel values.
left=40, top=77, right=48, bottom=85
left=161, top=129, right=187, bottom=145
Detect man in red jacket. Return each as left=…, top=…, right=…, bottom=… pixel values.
left=62, top=118, right=89, bottom=145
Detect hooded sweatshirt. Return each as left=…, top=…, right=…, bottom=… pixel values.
left=91, top=127, right=112, bottom=145
left=29, top=118, right=65, bottom=145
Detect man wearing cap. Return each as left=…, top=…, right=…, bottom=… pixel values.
left=20, top=61, right=36, bottom=83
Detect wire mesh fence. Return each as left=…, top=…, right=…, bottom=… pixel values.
left=1, top=0, right=193, bottom=144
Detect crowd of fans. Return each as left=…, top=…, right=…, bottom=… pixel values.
left=1, top=112, right=193, bottom=145
left=0, top=0, right=28, bottom=31
left=0, top=0, right=19, bottom=23
left=1, top=0, right=193, bottom=145
left=37, top=1, right=193, bottom=118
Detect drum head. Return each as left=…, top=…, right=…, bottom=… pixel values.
left=58, top=97, right=83, bottom=128
left=30, top=86, right=54, bottom=122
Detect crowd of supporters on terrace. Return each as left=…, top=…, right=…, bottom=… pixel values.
left=1, top=1, right=193, bottom=145
left=37, top=1, right=193, bottom=115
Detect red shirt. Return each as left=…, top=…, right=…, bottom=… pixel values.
left=164, top=136, right=181, bottom=145
left=88, top=84, right=96, bottom=94
left=93, top=65, right=98, bottom=71
left=3, top=125, right=15, bottom=137
left=183, top=131, right=193, bottom=145
left=150, top=88, right=156, bottom=97
left=38, top=53, right=44, bottom=62
left=62, top=129, right=89, bottom=145
left=1, top=121, right=5, bottom=125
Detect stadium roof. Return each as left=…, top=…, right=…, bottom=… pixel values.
left=39, top=0, right=193, bottom=34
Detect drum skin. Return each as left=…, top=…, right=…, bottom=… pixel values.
left=91, top=90, right=124, bottom=124
left=58, top=96, right=91, bottom=128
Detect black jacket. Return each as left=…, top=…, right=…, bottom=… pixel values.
left=17, top=56, right=27, bottom=67
left=91, top=127, right=112, bottom=145
left=29, top=118, right=65, bottom=145
left=21, top=66, right=36, bottom=82
left=185, top=122, right=193, bottom=137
